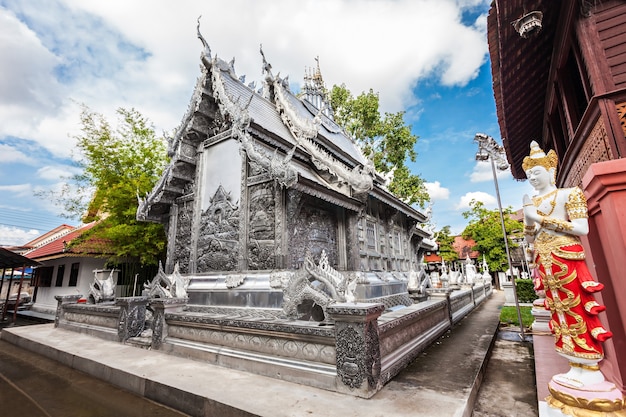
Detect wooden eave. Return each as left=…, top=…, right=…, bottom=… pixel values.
left=488, top=0, right=565, bottom=179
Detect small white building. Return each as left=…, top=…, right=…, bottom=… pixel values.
left=23, top=222, right=111, bottom=316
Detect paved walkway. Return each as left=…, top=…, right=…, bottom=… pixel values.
left=0, top=338, right=188, bottom=417
left=0, top=291, right=539, bottom=417
left=473, top=330, right=537, bottom=416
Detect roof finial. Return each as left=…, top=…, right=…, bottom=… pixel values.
left=196, top=16, right=212, bottom=65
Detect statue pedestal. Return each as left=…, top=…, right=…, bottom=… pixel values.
left=545, top=371, right=626, bottom=416
left=544, top=354, right=625, bottom=416
left=531, top=298, right=551, bottom=333
left=502, top=281, right=516, bottom=304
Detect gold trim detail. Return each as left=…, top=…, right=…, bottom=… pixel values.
left=534, top=233, right=584, bottom=268
left=566, top=187, right=589, bottom=219
left=523, top=146, right=558, bottom=172
left=525, top=223, right=537, bottom=236
left=534, top=189, right=559, bottom=216
left=541, top=216, right=574, bottom=232
left=591, top=327, right=610, bottom=339
left=585, top=301, right=601, bottom=313
left=569, top=362, right=601, bottom=372
left=582, top=281, right=602, bottom=290
left=542, top=258, right=603, bottom=359
left=547, top=387, right=626, bottom=413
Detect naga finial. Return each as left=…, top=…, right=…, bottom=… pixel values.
left=196, top=16, right=212, bottom=64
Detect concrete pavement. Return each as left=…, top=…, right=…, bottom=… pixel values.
left=0, top=290, right=539, bottom=417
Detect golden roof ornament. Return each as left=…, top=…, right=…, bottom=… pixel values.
left=522, top=140, right=558, bottom=172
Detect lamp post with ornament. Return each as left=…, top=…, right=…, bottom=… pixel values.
left=473, top=133, right=525, bottom=340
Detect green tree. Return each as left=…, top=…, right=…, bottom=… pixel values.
left=434, top=226, right=458, bottom=262
left=329, top=84, right=429, bottom=206
left=461, top=200, right=522, bottom=272
left=40, top=106, right=168, bottom=265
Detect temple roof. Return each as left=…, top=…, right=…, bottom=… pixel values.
left=137, top=27, right=427, bottom=224
left=488, top=0, right=563, bottom=179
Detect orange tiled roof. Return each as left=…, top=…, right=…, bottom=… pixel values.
left=425, top=236, right=480, bottom=263
left=453, top=236, right=479, bottom=259
left=24, top=222, right=109, bottom=260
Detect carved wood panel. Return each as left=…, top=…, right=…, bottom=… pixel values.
left=616, top=101, right=626, bottom=139
left=564, top=116, right=613, bottom=188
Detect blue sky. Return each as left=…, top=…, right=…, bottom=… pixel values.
left=0, top=0, right=534, bottom=246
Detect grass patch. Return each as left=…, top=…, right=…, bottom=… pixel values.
left=500, top=306, right=534, bottom=328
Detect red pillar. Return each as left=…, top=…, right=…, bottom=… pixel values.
left=582, top=158, right=626, bottom=393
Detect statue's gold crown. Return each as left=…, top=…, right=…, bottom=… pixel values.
left=522, top=141, right=558, bottom=172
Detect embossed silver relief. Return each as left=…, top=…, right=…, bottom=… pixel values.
left=365, top=320, right=382, bottom=388
left=289, top=201, right=339, bottom=269
left=116, top=298, right=149, bottom=342
left=282, top=250, right=357, bottom=321
left=151, top=308, right=165, bottom=349
left=269, top=270, right=294, bottom=288
left=248, top=182, right=276, bottom=270
left=143, top=262, right=190, bottom=298
left=174, top=201, right=193, bottom=273
left=336, top=326, right=366, bottom=388
left=196, top=185, right=240, bottom=272
left=224, top=274, right=246, bottom=289
left=209, top=56, right=298, bottom=189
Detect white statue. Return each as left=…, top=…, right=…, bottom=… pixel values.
left=481, top=255, right=490, bottom=282
left=88, top=270, right=116, bottom=304
left=464, top=255, right=477, bottom=284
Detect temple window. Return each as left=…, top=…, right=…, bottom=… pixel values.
left=394, top=231, right=402, bottom=255
left=366, top=221, right=376, bottom=250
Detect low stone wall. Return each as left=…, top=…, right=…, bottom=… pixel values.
left=448, top=282, right=491, bottom=325
left=54, top=295, right=149, bottom=343
left=377, top=299, right=450, bottom=385
left=473, top=284, right=487, bottom=305
left=160, top=308, right=338, bottom=391
left=450, top=287, right=475, bottom=324
left=52, top=285, right=492, bottom=398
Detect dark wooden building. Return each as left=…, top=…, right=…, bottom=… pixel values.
left=489, top=0, right=626, bottom=187
left=488, top=0, right=626, bottom=396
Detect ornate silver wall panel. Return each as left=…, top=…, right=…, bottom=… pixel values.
left=248, top=181, right=276, bottom=270
left=196, top=186, right=240, bottom=272
left=287, top=192, right=338, bottom=270
left=173, top=201, right=193, bottom=274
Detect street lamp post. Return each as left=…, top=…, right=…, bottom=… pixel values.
left=474, top=133, right=525, bottom=340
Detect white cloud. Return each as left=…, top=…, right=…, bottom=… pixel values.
left=425, top=181, right=450, bottom=201
left=0, top=10, right=64, bottom=143
left=457, top=191, right=496, bottom=209
left=470, top=160, right=512, bottom=183
left=0, top=184, right=32, bottom=198
left=0, top=225, right=41, bottom=246
left=0, top=0, right=493, bottom=245
left=0, top=144, right=32, bottom=164
left=0, top=0, right=490, bottom=159
left=36, top=164, right=81, bottom=181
